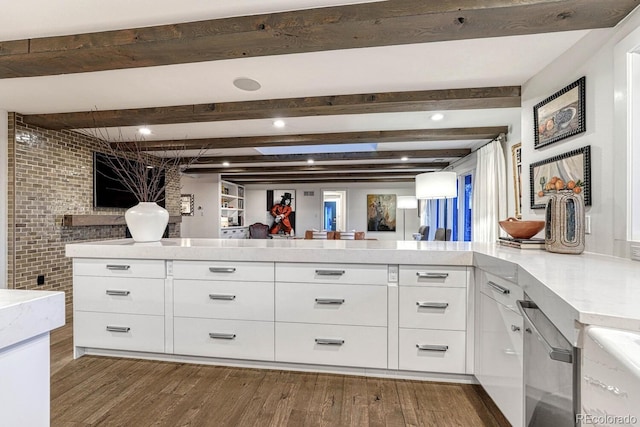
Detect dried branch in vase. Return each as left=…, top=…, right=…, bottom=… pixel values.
left=81, top=127, right=206, bottom=204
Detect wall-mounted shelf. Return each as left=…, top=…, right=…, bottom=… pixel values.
left=62, top=215, right=182, bottom=227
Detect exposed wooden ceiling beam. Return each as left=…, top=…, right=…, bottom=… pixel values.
left=190, top=149, right=471, bottom=165
left=22, top=87, right=520, bottom=129
left=221, top=176, right=417, bottom=184
left=0, top=1, right=636, bottom=78
left=124, top=127, right=506, bottom=150
left=218, top=171, right=422, bottom=181
left=185, top=162, right=447, bottom=174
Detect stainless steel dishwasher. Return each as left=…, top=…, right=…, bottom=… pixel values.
left=518, top=296, right=579, bottom=427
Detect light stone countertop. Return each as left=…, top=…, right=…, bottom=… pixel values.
left=0, top=289, right=66, bottom=349
left=65, top=238, right=640, bottom=344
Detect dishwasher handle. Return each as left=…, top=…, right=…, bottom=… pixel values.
left=517, top=300, right=573, bottom=364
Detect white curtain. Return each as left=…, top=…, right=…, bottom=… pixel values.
left=473, top=140, right=507, bottom=242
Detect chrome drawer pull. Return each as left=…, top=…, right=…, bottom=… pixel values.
left=487, top=280, right=510, bottom=294
left=416, top=272, right=449, bottom=279
left=416, top=344, right=449, bottom=352
left=209, top=333, right=236, bottom=340
left=315, top=269, right=345, bottom=276
left=315, top=298, right=345, bottom=305
left=416, top=302, right=449, bottom=309
left=106, top=326, right=130, bottom=333
left=209, top=294, right=236, bottom=301
left=106, top=264, right=130, bottom=271
left=511, top=325, right=521, bottom=332
left=315, top=338, right=344, bottom=346
left=105, top=290, right=131, bottom=296
left=209, top=267, right=236, bottom=273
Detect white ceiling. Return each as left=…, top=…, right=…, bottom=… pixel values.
left=0, top=1, right=591, bottom=162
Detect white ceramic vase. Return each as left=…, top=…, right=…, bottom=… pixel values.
left=125, top=202, right=169, bottom=242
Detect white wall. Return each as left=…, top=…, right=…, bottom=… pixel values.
left=521, top=9, right=640, bottom=256
left=180, top=174, right=220, bottom=238
left=245, top=182, right=418, bottom=240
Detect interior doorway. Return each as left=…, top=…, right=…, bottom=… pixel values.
left=322, top=190, right=347, bottom=231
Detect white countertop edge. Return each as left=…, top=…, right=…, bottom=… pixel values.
left=0, top=290, right=66, bottom=349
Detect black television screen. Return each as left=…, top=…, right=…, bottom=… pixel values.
left=93, top=152, right=165, bottom=209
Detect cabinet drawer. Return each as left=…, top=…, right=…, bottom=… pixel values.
left=399, top=287, right=466, bottom=331
left=74, top=276, right=164, bottom=315
left=275, top=283, right=386, bottom=327
left=74, top=311, right=165, bottom=353
left=173, top=261, right=274, bottom=282
left=479, top=271, right=523, bottom=313
left=174, top=280, right=274, bottom=321
left=398, top=329, right=466, bottom=374
left=276, top=263, right=388, bottom=285
left=73, top=258, right=165, bottom=279
left=399, top=266, right=467, bottom=288
left=174, top=318, right=274, bottom=361
left=275, top=322, right=387, bottom=369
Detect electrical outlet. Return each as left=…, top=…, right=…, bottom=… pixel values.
left=37, top=275, right=45, bottom=286
left=388, top=265, right=398, bottom=283
left=585, top=215, right=591, bottom=234
left=631, top=243, right=640, bottom=261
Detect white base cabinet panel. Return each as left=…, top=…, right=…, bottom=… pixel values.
left=74, top=276, right=165, bottom=315
left=174, top=280, right=274, bottom=321
left=476, top=292, right=523, bottom=427
left=399, top=286, right=466, bottom=331
left=0, top=333, right=51, bottom=427
left=275, top=322, right=387, bottom=369
left=398, top=328, right=466, bottom=374
left=74, top=311, right=165, bottom=353
left=275, top=282, right=387, bottom=327
left=174, top=317, right=274, bottom=361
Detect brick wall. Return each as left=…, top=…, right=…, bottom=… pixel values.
left=7, top=114, right=181, bottom=304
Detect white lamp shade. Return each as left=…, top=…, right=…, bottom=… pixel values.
left=415, top=171, right=457, bottom=199
left=397, top=196, right=418, bottom=209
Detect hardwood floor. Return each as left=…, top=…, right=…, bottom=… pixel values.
left=50, top=309, right=509, bottom=426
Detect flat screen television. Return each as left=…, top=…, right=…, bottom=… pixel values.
left=93, top=152, right=165, bottom=208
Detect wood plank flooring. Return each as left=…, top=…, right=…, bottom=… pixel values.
left=50, top=308, right=510, bottom=426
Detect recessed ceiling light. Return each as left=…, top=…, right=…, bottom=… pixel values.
left=138, top=127, right=151, bottom=135
left=400, top=156, right=409, bottom=161
left=431, top=113, right=445, bottom=121
left=307, top=159, right=315, bottom=164
left=233, top=77, right=261, bottom=91
left=273, top=119, right=285, bottom=128
left=222, top=161, right=230, bottom=167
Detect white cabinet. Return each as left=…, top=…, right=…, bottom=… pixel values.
left=274, top=262, right=388, bottom=369
left=398, top=266, right=468, bottom=374
left=73, top=259, right=166, bottom=354
left=275, top=322, right=387, bottom=369
left=220, top=180, right=246, bottom=237
left=475, top=271, right=524, bottom=427
left=173, top=260, right=275, bottom=362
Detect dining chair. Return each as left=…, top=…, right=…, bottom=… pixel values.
left=434, top=228, right=452, bottom=241
left=248, top=223, right=270, bottom=239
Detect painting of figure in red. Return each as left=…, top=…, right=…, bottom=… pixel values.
left=269, top=192, right=294, bottom=235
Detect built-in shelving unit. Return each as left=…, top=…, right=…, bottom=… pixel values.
left=220, top=180, right=247, bottom=238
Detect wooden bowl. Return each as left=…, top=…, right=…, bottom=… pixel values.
left=499, top=217, right=545, bottom=239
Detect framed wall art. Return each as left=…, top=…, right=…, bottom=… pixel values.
left=533, top=76, right=585, bottom=149
left=511, top=143, right=523, bottom=219
left=180, top=194, right=194, bottom=216
left=529, top=145, right=591, bottom=209
left=367, top=194, right=396, bottom=232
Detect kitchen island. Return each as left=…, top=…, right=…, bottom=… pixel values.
left=0, top=289, right=65, bottom=426
left=66, top=238, right=640, bottom=340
